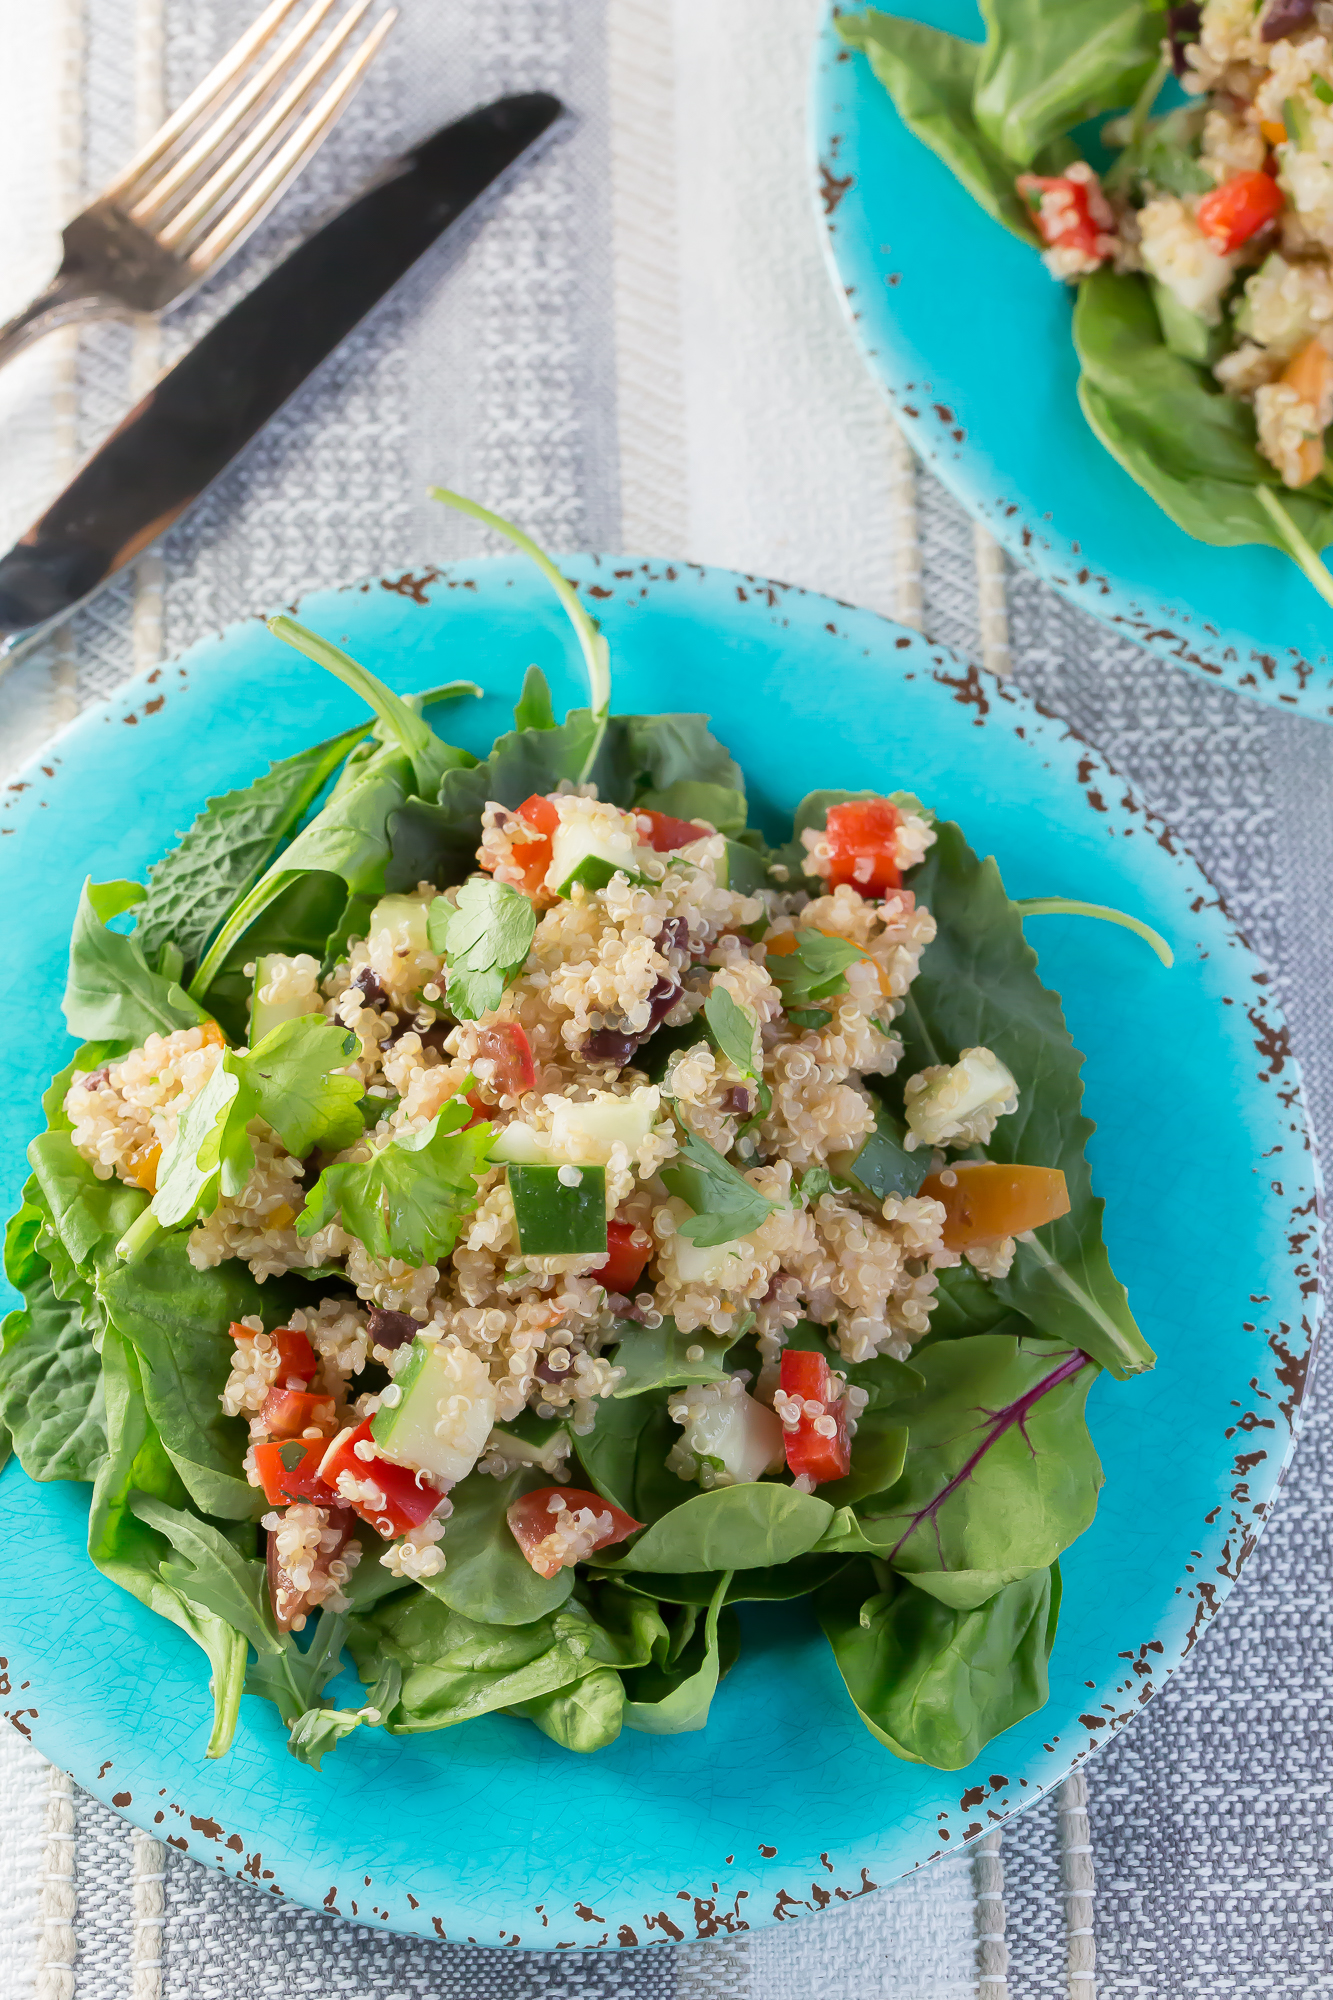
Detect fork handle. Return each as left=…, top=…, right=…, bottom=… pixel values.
left=0, top=273, right=118, bottom=372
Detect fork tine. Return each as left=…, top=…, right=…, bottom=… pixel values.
left=156, top=0, right=376, bottom=250
left=129, top=0, right=342, bottom=229
left=185, top=9, right=397, bottom=276
left=102, top=0, right=306, bottom=206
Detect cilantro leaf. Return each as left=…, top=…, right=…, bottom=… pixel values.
left=703, top=987, right=761, bottom=1080
left=429, top=878, right=536, bottom=1022
left=661, top=1124, right=776, bottom=1247
left=767, top=932, right=864, bottom=1007
left=151, top=1018, right=364, bottom=1230
left=297, top=1096, right=494, bottom=1265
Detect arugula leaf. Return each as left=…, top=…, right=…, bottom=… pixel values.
left=837, top=12, right=1048, bottom=237
left=132, top=1492, right=277, bottom=1657
left=513, top=665, right=556, bottom=732
left=428, top=878, right=536, bottom=1021
left=703, top=987, right=761, bottom=1079
left=421, top=1467, right=574, bottom=1625
left=815, top=1558, right=1058, bottom=1769
left=973, top=0, right=1166, bottom=167
left=151, top=1017, right=364, bottom=1230
left=622, top=1570, right=734, bottom=1735
left=90, top=1329, right=249, bottom=1757
left=298, top=1095, right=493, bottom=1266
left=0, top=1187, right=106, bottom=1481
left=852, top=1335, right=1100, bottom=1608
left=64, top=880, right=210, bottom=1045
left=661, top=1123, right=776, bottom=1246
left=135, top=722, right=371, bottom=978
left=1074, top=270, right=1333, bottom=602
left=767, top=931, right=864, bottom=1007
left=901, top=817, right=1153, bottom=1377
left=610, top=1483, right=834, bottom=1574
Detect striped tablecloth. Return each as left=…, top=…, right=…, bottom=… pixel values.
left=1, top=2, right=1330, bottom=1994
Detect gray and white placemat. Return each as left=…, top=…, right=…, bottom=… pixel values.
left=1, top=1, right=1330, bottom=1994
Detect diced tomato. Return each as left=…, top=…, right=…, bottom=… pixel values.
left=635, top=808, right=706, bottom=852
left=252, top=1436, right=336, bottom=1508
left=272, top=1326, right=319, bottom=1383
left=920, top=1162, right=1070, bottom=1250
left=824, top=798, right=903, bottom=897
left=507, top=1485, right=642, bottom=1578
left=592, top=1217, right=653, bottom=1297
left=1196, top=170, right=1283, bottom=251
left=267, top=1509, right=355, bottom=1633
left=475, top=1021, right=536, bottom=1097
left=260, top=1386, right=337, bottom=1439
left=1016, top=168, right=1113, bottom=268
left=778, top=1348, right=851, bottom=1486
left=504, top=793, right=559, bottom=895
left=317, top=1419, right=447, bottom=1537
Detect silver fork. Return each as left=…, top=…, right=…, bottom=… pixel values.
left=0, top=0, right=397, bottom=372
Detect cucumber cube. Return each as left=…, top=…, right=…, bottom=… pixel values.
left=508, top=1163, right=608, bottom=1256
left=370, top=1336, right=496, bottom=1484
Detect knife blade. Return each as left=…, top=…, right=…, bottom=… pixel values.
left=0, top=91, right=564, bottom=662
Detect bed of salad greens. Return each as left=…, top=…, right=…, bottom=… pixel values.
left=0, top=495, right=1160, bottom=1775
left=837, top=0, right=1333, bottom=606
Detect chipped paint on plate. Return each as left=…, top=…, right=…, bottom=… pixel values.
left=0, top=559, right=1318, bottom=1945
left=811, top=0, right=1333, bottom=717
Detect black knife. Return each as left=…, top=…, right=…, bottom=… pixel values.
left=0, top=91, right=564, bottom=662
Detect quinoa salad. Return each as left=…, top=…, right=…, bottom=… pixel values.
left=0, top=497, right=1158, bottom=1774
left=840, top=0, right=1333, bottom=606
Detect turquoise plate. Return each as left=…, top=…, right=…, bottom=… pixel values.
left=812, top=1, right=1333, bottom=718
left=0, top=560, right=1317, bottom=1947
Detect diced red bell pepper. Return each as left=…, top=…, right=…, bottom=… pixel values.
left=267, top=1510, right=355, bottom=1633
left=507, top=1485, right=643, bottom=1579
left=475, top=1020, right=536, bottom=1097
left=824, top=798, right=903, bottom=897
left=317, top=1419, right=446, bottom=1538
left=252, top=1436, right=336, bottom=1508
left=592, top=1217, right=653, bottom=1297
left=1196, top=170, right=1283, bottom=252
left=1016, top=170, right=1111, bottom=266
left=260, top=1386, right=338, bottom=1440
left=779, top=1348, right=851, bottom=1486
left=506, top=793, right=560, bottom=895
left=635, top=808, right=706, bottom=852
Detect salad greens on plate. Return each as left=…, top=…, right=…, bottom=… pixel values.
left=839, top=0, right=1333, bottom=606
left=0, top=496, right=1163, bottom=1774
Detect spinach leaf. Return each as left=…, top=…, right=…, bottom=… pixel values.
left=421, top=1467, right=574, bottom=1625
left=135, top=722, right=370, bottom=978
left=921, top=1265, right=1028, bottom=1343
left=636, top=779, right=748, bottom=835
left=852, top=1334, right=1100, bottom=1607
left=189, top=741, right=417, bottom=1008
left=661, top=1124, right=775, bottom=1246
left=1074, top=270, right=1333, bottom=590
left=611, top=1482, right=833, bottom=1573
left=902, top=818, right=1153, bottom=1377
left=815, top=1558, right=1058, bottom=1769
left=837, top=13, right=1043, bottom=238
left=287, top=1657, right=400, bottom=1770
left=513, top=665, right=556, bottom=732
left=348, top=1592, right=611, bottom=1734
left=151, top=1017, right=364, bottom=1230
left=64, top=880, right=209, bottom=1045
left=0, top=1189, right=106, bottom=1481
left=90, top=1329, right=249, bottom=1757
left=816, top=1414, right=910, bottom=1509
left=573, top=1391, right=691, bottom=1523
left=428, top=878, right=536, bottom=1021
left=131, top=1492, right=275, bottom=1656
left=613, top=1553, right=851, bottom=1606
left=622, top=1570, right=734, bottom=1735
left=298, top=1095, right=493, bottom=1266
left=509, top=1667, right=625, bottom=1752
left=974, top=0, right=1166, bottom=167
left=609, top=1317, right=741, bottom=1398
